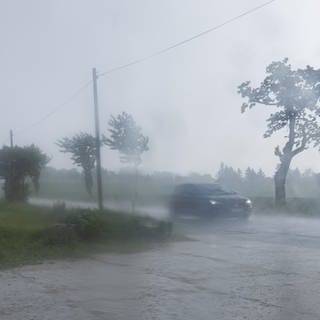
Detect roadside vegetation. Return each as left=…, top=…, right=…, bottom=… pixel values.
left=252, top=197, right=320, bottom=217
left=0, top=201, right=172, bottom=269
left=0, top=145, right=49, bottom=202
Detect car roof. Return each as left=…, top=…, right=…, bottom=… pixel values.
left=175, top=183, right=222, bottom=191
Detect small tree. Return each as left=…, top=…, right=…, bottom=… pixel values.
left=104, top=112, right=149, bottom=210
left=57, top=132, right=96, bottom=196
left=0, top=145, right=49, bottom=202
left=238, top=58, right=320, bottom=206
left=104, top=112, right=149, bottom=166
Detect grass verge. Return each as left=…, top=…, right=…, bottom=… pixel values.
left=252, top=197, right=320, bottom=217
left=0, top=201, right=172, bottom=269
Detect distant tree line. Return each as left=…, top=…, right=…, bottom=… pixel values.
left=216, top=163, right=320, bottom=198
left=35, top=163, right=320, bottom=203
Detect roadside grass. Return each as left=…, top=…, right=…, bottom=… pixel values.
left=252, top=197, right=320, bottom=217
left=0, top=201, right=173, bottom=269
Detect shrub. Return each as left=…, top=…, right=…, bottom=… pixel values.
left=64, top=210, right=108, bottom=240
left=63, top=209, right=173, bottom=242
left=41, top=223, right=77, bottom=245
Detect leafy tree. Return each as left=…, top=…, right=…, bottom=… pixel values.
left=104, top=112, right=149, bottom=211
left=0, top=145, right=49, bottom=202
left=104, top=112, right=149, bottom=166
left=238, top=58, right=320, bottom=206
left=57, top=132, right=96, bottom=196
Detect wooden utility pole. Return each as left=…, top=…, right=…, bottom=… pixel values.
left=92, top=68, right=104, bottom=210
left=10, top=130, right=13, bottom=148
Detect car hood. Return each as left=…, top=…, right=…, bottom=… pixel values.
left=200, top=194, right=249, bottom=201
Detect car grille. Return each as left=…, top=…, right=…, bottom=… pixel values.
left=220, top=199, right=247, bottom=208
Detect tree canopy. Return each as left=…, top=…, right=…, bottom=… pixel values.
left=57, top=132, right=96, bottom=196
left=104, top=112, right=149, bottom=166
left=0, top=145, right=49, bottom=201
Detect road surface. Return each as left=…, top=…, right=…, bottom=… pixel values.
left=1, top=214, right=320, bottom=320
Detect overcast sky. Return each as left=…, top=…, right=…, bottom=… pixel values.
left=1, top=0, right=320, bottom=176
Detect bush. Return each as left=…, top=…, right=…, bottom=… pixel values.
left=64, top=210, right=108, bottom=240
left=41, top=223, right=77, bottom=245
left=63, top=209, right=173, bottom=242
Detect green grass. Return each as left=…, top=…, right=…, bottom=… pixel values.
left=0, top=201, right=172, bottom=269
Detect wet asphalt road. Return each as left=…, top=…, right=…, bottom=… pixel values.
left=2, top=214, right=320, bottom=320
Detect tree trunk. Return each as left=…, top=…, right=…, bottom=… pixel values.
left=274, top=171, right=286, bottom=207
left=131, top=166, right=138, bottom=214
left=274, top=156, right=291, bottom=207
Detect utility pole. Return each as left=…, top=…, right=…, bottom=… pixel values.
left=8, top=129, right=14, bottom=199
left=92, top=68, right=104, bottom=210
left=10, top=130, right=13, bottom=148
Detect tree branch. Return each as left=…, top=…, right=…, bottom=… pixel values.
left=292, top=127, right=308, bottom=156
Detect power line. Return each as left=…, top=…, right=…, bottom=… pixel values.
left=99, top=0, right=277, bottom=77
left=15, top=80, right=92, bottom=135
left=9, top=0, right=277, bottom=139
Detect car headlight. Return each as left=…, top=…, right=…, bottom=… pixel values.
left=209, top=200, right=218, bottom=205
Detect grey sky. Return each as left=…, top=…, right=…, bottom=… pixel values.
left=1, top=0, right=320, bottom=176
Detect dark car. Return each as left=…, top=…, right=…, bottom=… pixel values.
left=170, top=183, right=252, bottom=220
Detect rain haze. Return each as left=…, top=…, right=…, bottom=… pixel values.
left=1, top=0, right=320, bottom=176
left=4, top=1, right=320, bottom=320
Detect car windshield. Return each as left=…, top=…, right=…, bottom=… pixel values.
left=197, top=184, right=236, bottom=196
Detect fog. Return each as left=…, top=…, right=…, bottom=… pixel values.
left=1, top=0, right=320, bottom=176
